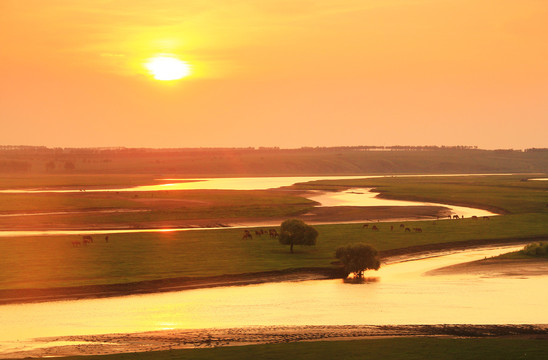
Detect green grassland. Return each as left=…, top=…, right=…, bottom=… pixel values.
left=0, top=175, right=547, bottom=291
left=293, top=174, right=548, bottom=214
left=0, top=189, right=316, bottom=229
left=498, top=241, right=548, bottom=260
left=51, top=337, right=548, bottom=360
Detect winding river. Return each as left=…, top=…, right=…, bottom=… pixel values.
left=0, top=174, right=536, bottom=357
left=0, top=175, right=496, bottom=238
left=1, top=244, right=546, bottom=355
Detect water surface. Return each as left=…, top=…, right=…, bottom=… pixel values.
left=308, top=188, right=495, bottom=218
left=0, top=174, right=515, bottom=193
left=1, top=244, right=544, bottom=353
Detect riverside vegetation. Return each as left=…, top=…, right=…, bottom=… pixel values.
left=0, top=174, right=546, bottom=297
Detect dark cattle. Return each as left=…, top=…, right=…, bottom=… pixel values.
left=242, top=230, right=252, bottom=240
left=269, top=229, right=279, bottom=238
left=414, top=228, right=423, bottom=233
left=105, top=235, right=109, bottom=242
left=472, top=216, right=478, bottom=220
left=71, top=241, right=81, bottom=247
left=390, top=225, right=394, bottom=231
left=405, top=227, right=411, bottom=232
left=483, top=216, right=490, bottom=220
left=83, top=235, right=93, bottom=243
left=400, top=224, right=405, bottom=228
left=453, top=215, right=460, bottom=219
left=362, top=224, right=369, bottom=228
left=372, top=225, right=379, bottom=231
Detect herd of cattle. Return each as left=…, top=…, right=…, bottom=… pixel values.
left=71, top=235, right=109, bottom=247
left=242, top=228, right=279, bottom=240
left=362, top=223, right=423, bottom=232
left=72, top=214, right=491, bottom=245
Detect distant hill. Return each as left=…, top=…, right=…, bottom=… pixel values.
left=0, top=146, right=546, bottom=176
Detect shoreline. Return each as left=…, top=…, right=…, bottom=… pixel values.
left=0, top=236, right=543, bottom=306
left=3, top=324, right=548, bottom=359
left=0, top=204, right=450, bottom=233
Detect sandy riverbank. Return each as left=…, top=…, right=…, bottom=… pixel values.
left=426, top=257, right=548, bottom=277
left=3, top=324, right=547, bottom=359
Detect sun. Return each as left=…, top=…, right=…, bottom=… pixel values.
left=145, top=56, right=191, bottom=81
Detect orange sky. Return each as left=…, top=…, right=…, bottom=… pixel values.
left=1, top=0, right=546, bottom=149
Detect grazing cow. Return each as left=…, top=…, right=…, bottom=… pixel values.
left=362, top=224, right=369, bottom=228
left=269, top=229, right=279, bottom=238
left=71, top=241, right=81, bottom=247
left=405, top=227, right=411, bottom=232
left=483, top=216, right=490, bottom=220
left=83, top=235, right=93, bottom=243
left=414, top=228, right=423, bottom=233
left=399, top=224, right=405, bottom=228
left=390, top=225, right=394, bottom=231
left=471, top=216, right=478, bottom=220
left=372, top=225, right=379, bottom=231
left=242, top=230, right=252, bottom=240
left=255, top=230, right=262, bottom=236
left=453, top=215, right=460, bottom=219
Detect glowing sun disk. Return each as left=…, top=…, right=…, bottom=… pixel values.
left=145, top=56, right=190, bottom=81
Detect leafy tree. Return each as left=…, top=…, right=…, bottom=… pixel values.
left=279, top=219, right=318, bottom=253
left=335, top=243, right=380, bottom=278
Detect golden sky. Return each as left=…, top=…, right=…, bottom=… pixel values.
left=1, top=0, right=546, bottom=148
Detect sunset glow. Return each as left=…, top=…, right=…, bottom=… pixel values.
left=145, top=57, right=191, bottom=81
left=0, top=1, right=547, bottom=148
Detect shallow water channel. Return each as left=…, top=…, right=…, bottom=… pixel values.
left=0, top=244, right=546, bottom=354
left=0, top=176, right=496, bottom=238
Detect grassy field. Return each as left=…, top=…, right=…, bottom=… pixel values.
left=293, top=174, right=548, bottom=214
left=50, top=337, right=548, bottom=360
left=0, top=189, right=316, bottom=229
left=0, top=175, right=547, bottom=290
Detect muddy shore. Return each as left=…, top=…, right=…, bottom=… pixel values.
left=1, top=236, right=543, bottom=306
left=4, top=324, right=548, bottom=359
left=426, top=257, right=548, bottom=277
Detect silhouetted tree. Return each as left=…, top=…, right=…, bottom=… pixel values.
left=335, top=243, right=380, bottom=278
left=279, top=219, right=318, bottom=253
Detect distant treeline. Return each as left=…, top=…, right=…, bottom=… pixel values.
left=1, top=144, right=539, bottom=153
left=0, top=160, right=31, bottom=173
left=0, top=145, right=547, bottom=175
left=2, top=145, right=548, bottom=154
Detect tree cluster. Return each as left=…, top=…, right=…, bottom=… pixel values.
left=278, top=219, right=318, bottom=253
left=335, top=243, right=380, bottom=278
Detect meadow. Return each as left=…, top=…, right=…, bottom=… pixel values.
left=0, top=174, right=546, bottom=294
